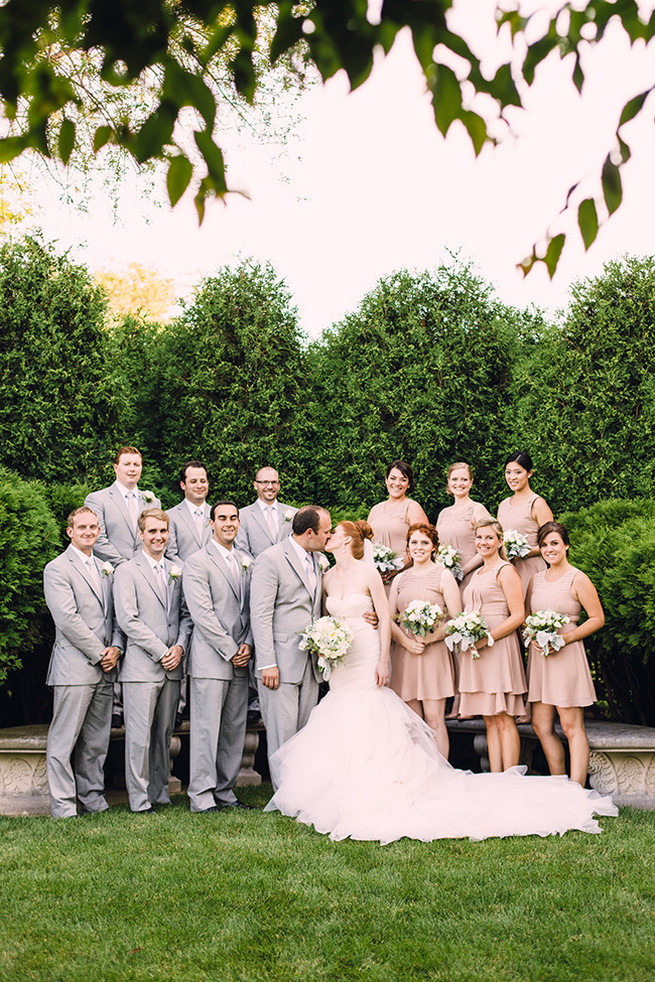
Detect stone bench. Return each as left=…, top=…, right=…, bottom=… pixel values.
left=448, top=718, right=655, bottom=809
left=0, top=721, right=262, bottom=817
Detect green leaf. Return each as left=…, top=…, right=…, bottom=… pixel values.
left=602, top=155, right=622, bottom=216
left=0, top=136, right=25, bottom=163
left=93, top=125, right=113, bottom=152
left=543, top=233, right=565, bottom=278
left=619, top=89, right=651, bottom=127
left=429, top=64, right=462, bottom=137
left=578, top=198, right=599, bottom=251
left=271, top=1, right=305, bottom=63
left=194, top=129, right=227, bottom=194
left=166, top=154, right=193, bottom=207
left=460, top=111, right=488, bottom=156
left=58, top=118, right=75, bottom=165
left=133, top=109, right=175, bottom=164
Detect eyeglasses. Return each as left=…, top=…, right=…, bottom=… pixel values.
left=255, top=481, right=279, bottom=486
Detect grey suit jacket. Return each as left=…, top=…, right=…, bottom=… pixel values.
left=183, top=544, right=253, bottom=682
left=43, top=546, right=124, bottom=686
left=84, top=484, right=161, bottom=565
left=234, top=501, right=297, bottom=558
left=114, top=553, right=192, bottom=683
left=250, top=538, right=323, bottom=684
left=165, top=500, right=212, bottom=562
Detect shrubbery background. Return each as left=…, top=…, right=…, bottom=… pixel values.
left=1, top=236, right=654, bottom=724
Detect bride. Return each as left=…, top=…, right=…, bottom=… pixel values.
left=265, top=520, right=617, bottom=844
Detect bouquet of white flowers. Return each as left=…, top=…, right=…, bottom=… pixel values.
left=400, top=600, right=444, bottom=637
left=503, top=529, right=530, bottom=561
left=299, top=616, right=353, bottom=680
left=523, top=609, right=570, bottom=656
left=443, top=611, right=494, bottom=659
left=437, top=544, right=463, bottom=581
left=372, top=543, right=404, bottom=574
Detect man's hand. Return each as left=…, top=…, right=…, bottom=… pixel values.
left=232, top=643, right=251, bottom=667
left=363, top=610, right=379, bottom=629
left=100, top=646, right=121, bottom=671
left=161, top=645, right=183, bottom=671
left=261, top=666, right=280, bottom=691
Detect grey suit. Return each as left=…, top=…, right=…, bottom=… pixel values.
left=85, top=484, right=162, bottom=566
left=234, top=501, right=297, bottom=558
left=166, top=500, right=212, bottom=562
left=183, top=544, right=253, bottom=811
left=43, top=546, right=124, bottom=818
left=114, top=553, right=192, bottom=811
left=250, top=539, right=323, bottom=771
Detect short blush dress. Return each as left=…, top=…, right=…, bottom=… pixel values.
left=497, top=493, right=547, bottom=595
left=458, top=559, right=526, bottom=717
left=390, top=566, right=456, bottom=702
left=527, top=567, right=597, bottom=708
left=436, top=499, right=492, bottom=592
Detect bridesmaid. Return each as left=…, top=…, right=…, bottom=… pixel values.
left=497, top=451, right=553, bottom=597
left=436, top=461, right=493, bottom=592
left=526, top=521, right=604, bottom=786
left=389, top=523, right=461, bottom=758
left=459, top=520, right=527, bottom=772
left=367, top=460, right=428, bottom=572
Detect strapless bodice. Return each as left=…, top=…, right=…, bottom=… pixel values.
left=325, top=593, right=379, bottom=692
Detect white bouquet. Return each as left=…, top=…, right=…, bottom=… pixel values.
left=503, top=529, right=530, bottom=561
left=523, top=609, right=570, bottom=656
left=444, top=611, right=494, bottom=659
left=299, top=616, right=353, bottom=680
left=400, top=600, right=444, bottom=637
left=372, top=543, right=404, bottom=574
left=437, top=544, right=463, bottom=581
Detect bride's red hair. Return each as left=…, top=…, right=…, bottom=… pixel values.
left=339, top=520, right=374, bottom=560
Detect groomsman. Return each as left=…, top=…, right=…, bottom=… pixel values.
left=43, top=507, right=123, bottom=818
left=85, top=446, right=161, bottom=726
left=235, top=467, right=297, bottom=558
left=85, top=446, right=161, bottom=567
left=114, top=509, right=192, bottom=813
left=183, top=501, right=253, bottom=813
left=166, top=460, right=212, bottom=562
left=250, top=505, right=331, bottom=777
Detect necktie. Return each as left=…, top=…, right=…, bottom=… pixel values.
left=304, top=554, right=316, bottom=596
left=154, top=563, right=168, bottom=608
left=193, top=508, right=204, bottom=539
left=266, top=506, right=277, bottom=542
left=86, top=557, right=101, bottom=589
left=227, top=552, right=241, bottom=599
left=126, top=491, right=139, bottom=531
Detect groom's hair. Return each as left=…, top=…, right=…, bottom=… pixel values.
left=292, top=506, right=324, bottom=537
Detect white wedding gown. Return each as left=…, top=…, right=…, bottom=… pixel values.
left=265, top=595, right=618, bottom=844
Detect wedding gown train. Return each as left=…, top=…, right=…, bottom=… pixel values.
left=265, top=595, right=617, bottom=844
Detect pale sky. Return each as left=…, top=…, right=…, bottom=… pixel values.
left=26, top=7, right=655, bottom=337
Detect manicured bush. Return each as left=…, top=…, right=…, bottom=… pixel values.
left=561, top=499, right=655, bottom=726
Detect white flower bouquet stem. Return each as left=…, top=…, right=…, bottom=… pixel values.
left=444, top=612, right=494, bottom=659
left=523, top=609, right=570, bottom=656
left=503, top=530, right=530, bottom=561
left=299, top=616, right=353, bottom=680
left=400, top=600, right=444, bottom=637
left=437, top=545, right=463, bottom=582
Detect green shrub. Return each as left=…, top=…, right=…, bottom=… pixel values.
left=0, top=468, right=59, bottom=685
left=562, top=499, right=655, bottom=725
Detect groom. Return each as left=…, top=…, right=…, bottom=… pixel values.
left=250, top=505, right=331, bottom=774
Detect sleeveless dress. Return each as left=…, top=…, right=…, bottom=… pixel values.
left=458, top=560, right=527, bottom=717
left=527, top=567, right=597, bottom=708
left=436, top=499, right=492, bottom=592
left=390, top=566, right=456, bottom=701
left=264, top=594, right=616, bottom=843
left=497, top=493, right=547, bottom=595
left=367, top=500, right=413, bottom=557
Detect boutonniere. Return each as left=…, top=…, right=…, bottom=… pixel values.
left=101, top=562, right=114, bottom=577
left=241, top=556, right=252, bottom=576
left=168, top=564, right=182, bottom=584
left=283, top=510, right=294, bottom=524
left=317, top=555, right=330, bottom=573
left=140, top=490, right=155, bottom=504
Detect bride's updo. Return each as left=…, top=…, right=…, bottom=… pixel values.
left=339, top=520, right=374, bottom=559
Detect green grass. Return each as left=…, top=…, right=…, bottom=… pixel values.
left=0, top=789, right=653, bottom=982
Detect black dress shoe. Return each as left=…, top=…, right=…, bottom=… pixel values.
left=199, top=806, right=220, bottom=813
left=175, top=712, right=183, bottom=728
left=223, top=800, right=254, bottom=811
left=111, top=713, right=124, bottom=729
left=247, top=710, right=262, bottom=726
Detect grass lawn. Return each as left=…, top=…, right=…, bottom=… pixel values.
left=0, top=788, right=653, bottom=982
